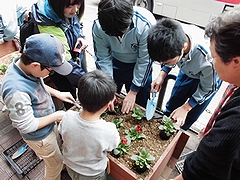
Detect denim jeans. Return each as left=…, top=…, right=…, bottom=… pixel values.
left=112, top=58, right=152, bottom=108
left=164, top=70, right=222, bottom=130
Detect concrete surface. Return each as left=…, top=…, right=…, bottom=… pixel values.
left=82, top=1, right=228, bottom=179
left=0, top=0, right=228, bottom=179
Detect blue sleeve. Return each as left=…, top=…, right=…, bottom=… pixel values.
left=92, top=20, right=113, bottom=78
left=161, top=66, right=172, bottom=74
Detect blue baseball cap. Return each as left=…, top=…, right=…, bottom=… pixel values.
left=23, top=33, right=72, bottom=75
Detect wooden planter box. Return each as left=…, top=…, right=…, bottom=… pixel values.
left=0, top=40, right=19, bottom=58
left=108, top=130, right=189, bottom=180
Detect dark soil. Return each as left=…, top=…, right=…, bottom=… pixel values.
left=104, top=96, right=177, bottom=179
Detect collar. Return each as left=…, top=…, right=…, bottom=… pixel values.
left=38, top=0, right=61, bottom=23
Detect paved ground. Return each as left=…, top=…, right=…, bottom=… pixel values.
left=83, top=0, right=229, bottom=134
left=68, top=1, right=229, bottom=178
left=0, top=0, right=229, bottom=179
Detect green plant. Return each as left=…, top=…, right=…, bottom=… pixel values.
left=108, top=98, right=122, bottom=115
left=125, top=125, right=146, bottom=141
left=113, top=137, right=131, bottom=156
left=131, top=107, right=145, bottom=121
left=0, top=64, right=8, bottom=74
left=131, top=148, right=155, bottom=169
left=112, top=117, right=124, bottom=129
left=102, top=99, right=122, bottom=117
left=159, top=115, right=178, bottom=137
left=100, top=112, right=108, bottom=119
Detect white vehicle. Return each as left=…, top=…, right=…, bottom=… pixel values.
left=133, top=0, right=240, bottom=28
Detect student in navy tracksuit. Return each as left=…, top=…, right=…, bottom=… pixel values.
left=147, top=18, right=222, bottom=130
left=171, top=7, right=240, bottom=180
left=92, top=0, right=156, bottom=114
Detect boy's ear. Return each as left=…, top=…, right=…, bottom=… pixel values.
left=102, top=101, right=111, bottom=109
left=183, top=42, right=188, bottom=51
left=30, top=62, right=41, bottom=68
left=107, top=101, right=112, bottom=107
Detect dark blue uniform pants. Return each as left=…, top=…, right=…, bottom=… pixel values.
left=164, top=70, right=222, bottom=130
left=113, top=58, right=152, bottom=108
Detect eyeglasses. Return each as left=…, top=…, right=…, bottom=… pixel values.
left=45, top=67, right=55, bottom=75
left=153, top=49, right=185, bottom=68
left=153, top=61, right=177, bottom=68
left=153, top=52, right=185, bottom=68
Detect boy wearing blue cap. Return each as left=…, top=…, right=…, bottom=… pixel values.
left=1, top=33, right=75, bottom=180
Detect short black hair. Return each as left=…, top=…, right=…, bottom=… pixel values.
left=21, top=53, right=32, bottom=65
left=78, top=70, right=117, bottom=113
left=21, top=53, right=48, bottom=71
left=98, top=0, right=133, bottom=36
left=147, top=18, right=187, bottom=62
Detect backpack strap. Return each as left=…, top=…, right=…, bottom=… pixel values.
left=19, top=12, right=40, bottom=52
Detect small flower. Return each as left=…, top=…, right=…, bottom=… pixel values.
left=132, top=107, right=145, bottom=121
left=113, top=99, right=119, bottom=106
left=100, top=112, right=108, bottom=119
left=159, top=115, right=179, bottom=137
left=125, top=125, right=146, bottom=141
left=121, top=137, right=128, bottom=144
left=113, top=99, right=122, bottom=115
left=113, top=137, right=131, bottom=156
left=136, top=124, right=142, bottom=132
left=112, top=117, right=124, bottom=130
left=131, top=148, right=155, bottom=169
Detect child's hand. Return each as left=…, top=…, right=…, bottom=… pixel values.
left=198, top=127, right=205, bottom=139
left=57, top=92, right=75, bottom=104
left=108, top=101, right=115, bottom=112
left=151, top=74, right=165, bottom=93
left=121, top=90, right=137, bottom=114
left=75, top=38, right=88, bottom=51
left=170, top=103, right=192, bottom=127
left=54, top=110, right=66, bottom=122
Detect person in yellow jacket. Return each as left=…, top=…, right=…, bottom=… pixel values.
left=29, top=0, right=88, bottom=109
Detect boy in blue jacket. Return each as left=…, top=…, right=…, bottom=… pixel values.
left=1, top=33, right=75, bottom=180
left=172, top=7, right=240, bottom=180
left=147, top=18, right=222, bottom=130
left=92, top=0, right=156, bottom=114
